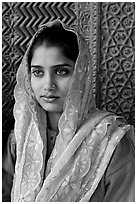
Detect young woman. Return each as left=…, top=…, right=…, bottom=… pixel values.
left=2, top=20, right=134, bottom=202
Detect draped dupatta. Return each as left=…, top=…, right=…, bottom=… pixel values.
left=11, top=20, right=131, bottom=202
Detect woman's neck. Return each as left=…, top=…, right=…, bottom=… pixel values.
left=47, top=112, right=62, bottom=132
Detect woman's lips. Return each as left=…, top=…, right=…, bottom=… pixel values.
left=41, top=95, right=59, bottom=103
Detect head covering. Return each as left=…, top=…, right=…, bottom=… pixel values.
left=11, top=20, right=131, bottom=202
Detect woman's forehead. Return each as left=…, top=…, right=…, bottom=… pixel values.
left=31, top=45, right=75, bottom=67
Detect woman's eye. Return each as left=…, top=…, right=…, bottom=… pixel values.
left=31, top=70, right=44, bottom=77
left=56, top=68, right=68, bottom=76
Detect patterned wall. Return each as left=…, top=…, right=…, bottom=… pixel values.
left=2, top=2, right=135, bottom=144
left=97, top=2, right=135, bottom=125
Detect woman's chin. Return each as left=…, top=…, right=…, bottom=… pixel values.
left=40, top=103, right=63, bottom=113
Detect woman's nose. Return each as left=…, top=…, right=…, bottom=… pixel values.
left=43, top=72, right=56, bottom=91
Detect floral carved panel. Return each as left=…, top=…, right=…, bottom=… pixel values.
left=97, top=2, right=135, bottom=125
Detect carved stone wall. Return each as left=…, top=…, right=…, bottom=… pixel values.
left=97, top=2, right=135, bottom=125
left=2, top=2, right=135, bottom=144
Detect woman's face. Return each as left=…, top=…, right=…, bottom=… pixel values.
left=30, top=44, right=75, bottom=113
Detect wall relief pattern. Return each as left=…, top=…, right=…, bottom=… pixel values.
left=2, top=2, right=135, bottom=140
left=97, top=2, right=135, bottom=125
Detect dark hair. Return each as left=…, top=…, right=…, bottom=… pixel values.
left=28, top=21, right=79, bottom=70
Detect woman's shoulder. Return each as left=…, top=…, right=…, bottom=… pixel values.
left=106, top=129, right=135, bottom=178
left=9, top=129, right=16, bottom=142
left=3, top=130, right=16, bottom=165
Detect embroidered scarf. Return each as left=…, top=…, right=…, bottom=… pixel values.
left=11, top=20, right=131, bottom=202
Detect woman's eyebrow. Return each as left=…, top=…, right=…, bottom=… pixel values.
left=30, top=64, right=73, bottom=69
left=31, top=65, right=43, bottom=69
left=52, top=64, right=73, bottom=68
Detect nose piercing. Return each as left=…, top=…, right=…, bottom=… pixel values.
left=52, top=84, right=56, bottom=89
left=45, top=84, right=56, bottom=91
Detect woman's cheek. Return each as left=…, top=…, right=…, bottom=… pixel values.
left=62, top=77, right=72, bottom=91
left=31, top=78, right=39, bottom=97
left=63, top=86, right=71, bottom=102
